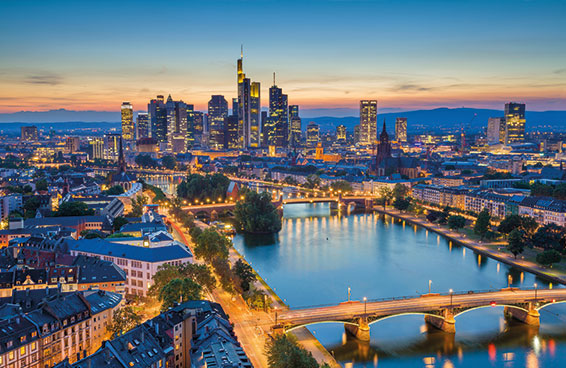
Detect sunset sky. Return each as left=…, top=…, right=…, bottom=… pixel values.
left=1, top=0, right=565, bottom=113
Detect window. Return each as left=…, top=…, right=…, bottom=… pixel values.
left=20, top=346, right=25, bottom=355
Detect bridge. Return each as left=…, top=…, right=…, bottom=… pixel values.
left=274, top=288, right=566, bottom=341
left=181, top=194, right=374, bottom=220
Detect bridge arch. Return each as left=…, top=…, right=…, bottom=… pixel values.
left=368, top=312, right=445, bottom=326
left=284, top=320, right=360, bottom=333
left=454, top=304, right=529, bottom=318
left=536, top=300, right=566, bottom=311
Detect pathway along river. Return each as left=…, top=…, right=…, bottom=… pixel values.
left=232, top=203, right=566, bottom=368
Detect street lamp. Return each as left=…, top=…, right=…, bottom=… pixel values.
left=348, top=287, right=351, bottom=302
left=363, top=297, right=367, bottom=315
left=534, top=283, right=538, bottom=303
left=449, top=289, right=453, bottom=308
left=274, top=306, right=278, bottom=324
left=508, top=275, right=513, bottom=288
left=429, top=280, right=432, bottom=294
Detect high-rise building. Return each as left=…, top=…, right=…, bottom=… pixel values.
left=136, top=112, right=149, bottom=140
left=224, top=115, right=239, bottom=149
left=232, top=98, right=238, bottom=118
left=237, top=49, right=261, bottom=148
left=395, top=117, right=407, bottom=143
left=121, top=102, right=134, bottom=141
left=20, top=125, right=38, bottom=142
left=336, top=124, right=346, bottom=144
left=208, top=95, right=229, bottom=150
left=504, top=102, right=526, bottom=144
left=289, top=105, right=301, bottom=148
left=354, top=124, right=361, bottom=145
left=266, top=76, right=289, bottom=148
left=487, top=117, right=505, bottom=145
left=360, top=100, right=377, bottom=145
left=306, top=122, right=320, bottom=147
left=164, top=95, right=188, bottom=153
left=65, top=137, right=80, bottom=154
left=104, top=133, right=121, bottom=161
left=89, top=137, right=105, bottom=160
left=148, top=95, right=167, bottom=143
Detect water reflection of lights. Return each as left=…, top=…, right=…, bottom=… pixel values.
left=502, top=352, right=515, bottom=362
left=423, top=356, right=435, bottom=367
left=532, top=335, right=541, bottom=355
left=526, top=351, right=539, bottom=368
left=442, top=360, right=454, bottom=368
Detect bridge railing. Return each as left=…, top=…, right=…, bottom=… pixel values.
left=286, top=286, right=550, bottom=311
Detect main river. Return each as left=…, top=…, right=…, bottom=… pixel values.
left=232, top=203, right=566, bottom=368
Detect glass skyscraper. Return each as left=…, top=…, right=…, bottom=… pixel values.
left=505, top=102, right=526, bottom=144
left=360, top=100, right=377, bottom=145
left=121, top=102, right=134, bottom=141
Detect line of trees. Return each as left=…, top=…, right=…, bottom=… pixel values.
left=177, top=173, right=230, bottom=203
left=234, top=190, right=282, bottom=234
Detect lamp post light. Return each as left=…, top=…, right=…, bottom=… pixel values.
left=449, top=289, right=453, bottom=308
left=363, top=297, right=367, bottom=315
left=534, top=283, right=538, bottom=303
left=508, top=275, right=513, bottom=288
left=429, top=280, right=432, bottom=294
left=274, top=306, right=278, bottom=324
left=348, top=287, right=351, bottom=302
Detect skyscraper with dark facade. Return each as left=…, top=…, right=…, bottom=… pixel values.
left=395, top=117, right=407, bottom=143
left=224, top=115, right=239, bottom=149
left=148, top=95, right=167, bottom=144
left=306, top=121, right=319, bottom=147
left=208, top=95, right=229, bottom=150
left=237, top=49, right=261, bottom=148
left=20, top=125, right=38, bottom=142
left=121, top=102, right=134, bottom=141
left=504, top=102, right=526, bottom=144
left=165, top=95, right=188, bottom=153
left=136, top=112, right=149, bottom=140
left=360, top=100, right=377, bottom=145
left=266, top=77, right=289, bottom=148
left=289, top=105, right=301, bottom=148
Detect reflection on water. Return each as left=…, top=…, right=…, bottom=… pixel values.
left=232, top=203, right=566, bottom=367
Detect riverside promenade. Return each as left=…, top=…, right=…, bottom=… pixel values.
left=374, top=207, right=566, bottom=286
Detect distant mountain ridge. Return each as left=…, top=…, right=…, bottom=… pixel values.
left=1, top=107, right=565, bottom=133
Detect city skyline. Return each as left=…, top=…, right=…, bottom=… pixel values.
left=1, top=0, right=565, bottom=113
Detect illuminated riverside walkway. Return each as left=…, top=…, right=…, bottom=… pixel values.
left=275, top=288, right=566, bottom=341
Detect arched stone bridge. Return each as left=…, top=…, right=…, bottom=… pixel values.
left=181, top=194, right=374, bottom=220
left=274, top=288, right=566, bottom=341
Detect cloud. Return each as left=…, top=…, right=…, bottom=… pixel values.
left=24, top=72, right=63, bottom=86
left=554, top=68, right=566, bottom=74
left=391, top=83, right=432, bottom=92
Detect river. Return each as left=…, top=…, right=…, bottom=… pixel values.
left=232, top=203, right=566, bottom=368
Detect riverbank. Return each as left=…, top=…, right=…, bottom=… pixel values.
left=374, top=207, right=566, bottom=286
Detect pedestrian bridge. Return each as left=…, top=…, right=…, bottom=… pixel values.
left=274, top=288, right=566, bottom=341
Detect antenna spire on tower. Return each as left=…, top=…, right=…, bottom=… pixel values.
left=273, top=72, right=276, bottom=86
left=241, top=44, right=243, bottom=58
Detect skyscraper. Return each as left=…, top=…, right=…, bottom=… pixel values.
left=20, top=126, right=38, bottom=142
left=306, top=122, right=319, bottom=147
left=336, top=124, right=346, bottom=144
left=360, top=100, right=377, bottom=145
left=395, top=117, right=407, bottom=143
left=208, top=95, right=229, bottom=150
left=136, top=112, right=149, bottom=140
left=487, top=117, right=505, bottom=145
left=504, top=102, right=526, bottom=144
left=121, top=102, right=134, bottom=141
left=163, top=95, right=188, bottom=153
left=104, top=133, right=121, bottom=161
left=89, top=137, right=105, bottom=160
left=289, top=105, right=302, bottom=148
left=266, top=75, right=289, bottom=148
left=232, top=98, right=238, bottom=117
left=237, top=48, right=261, bottom=148
left=148, top=95, right=167, bottom=144
left=224, top=115, right=239, bottom=150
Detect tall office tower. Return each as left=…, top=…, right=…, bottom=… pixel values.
left=289, top=105, right=302, bottom=148
left=261, top=111, right=268, bottom=147
left=164, top=95, right=188, bottom=153
left=336, top=124, right=346, bottom=144
left=65, top=137, right=80, bottom=154
left=193, top=111, right=204, bottom=147
left=224, top=115, right=239, bottom=149
left=237, top=48, right=261, bottom=148
left=504, top=102, right=526, bottom=144
left=208, top=95, right=229, bottom=150
left=306, top=122, right=320, bottom=147
left=487, top=117, right=505, bottom=145
left=232, top=98, right=238, bottom=117
left=89, top=137, right=105, bottom=160
left=136, top=112, right=149, bottom=140
left=266, top=76, right=289, bottom=148
left=395, top=117, right=408, bottom=143
left=354, top=124, right=361, bottom=145
left=360, top=100, right=378, bottom=145
left=185, top=104, right=195, bottom=148
left=148, top=95, right=167, bottom=143
left=121, top=102, right=134, bottom=141
left=104, top=133, right=121, bottom=161
left=20, top=125, right=38, bottom=142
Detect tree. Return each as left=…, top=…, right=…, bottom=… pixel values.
left=36, top=179, right=48, bottom=191
left=393, top=198, right=411, bottom=212
left=378, top=187, right=393, bottom=210
left=265, top=335, right=320, bottom=368
left=234, top=191, right=282, bottom=234
left=448, top=215, right=466, bottom=231
left=392, top=183, right=409, bottom=200
left=474, top=208, right=491, bottom=239
left=212, top=258, right=235, bottom=294
left=162, top=155, right=177, bottom=170
left=23, top=196, right=42, bottom=218
left=303, top=174, right=321, bottom=189
left=135, top=154, right=157, bottom=168
left=55, top=201, right=95, bottom=217
left=498, top=215, right=523, bottom=235
left=531, top=223, right=566, bottom=253
left=194, top=228, right=231, bottom=262
left=159, top=278, right=202, bottom=311
left=104, top=185, right=125, bottom=195
left=553, top=183, right=566, bottom=200
left=177, top=173, right=230, bottom=203
left=521, top=216, right=539, bottom=237
left=330, top=180, right=352, bottom=194
left=107, top=306, right=142, bottom=338
left=507, top=229, right=526, bottom=258
left=283, top=176, right=298, bottom=185
left=233, top=259, right=256, bottom=292
left=181, top=263, right=216, bottom=292
left=112, top=216, right=129, bottom=232
left=536, top=249, right=562, bottom=267
left=130, top=195, right=148, bottom=217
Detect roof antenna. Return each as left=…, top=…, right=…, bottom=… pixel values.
left=241, top=44, right=243, bottom=58
left=273, top=72, right=276, bottom=86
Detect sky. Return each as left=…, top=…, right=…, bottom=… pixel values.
left=0, top=0, right=565, bottom=114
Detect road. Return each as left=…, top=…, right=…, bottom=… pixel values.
left=278, top=288, right=566, bottom=326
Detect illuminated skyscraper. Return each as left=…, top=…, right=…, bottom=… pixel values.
left=104, top=133, right=121, bottom=161
left=395, top=117, right=407, bottom=143
left=89, top=137, right=105, bottom=160
left=136, top=112, right=149, bottom=140
left=232, top=98, right=238, bottom=117
left=306, top=122, right=319, bottom=147
left=504, top=102, right=526, bottom=144
left=148, top=95, right=167, bottom=143
left=487, top=117, right=505, bottom=145
left=165, top=95, right=188, bottom=153
left=224, top=115, right=239, bottom=149
left=208, top=95, right=229, bottom=150
left=237, top=48, right=261, bottom=148
left=20, top=126, right=38, bottom=142
left=121, top=102, right=134, bottom=141
left=289, top=105, right=301, bottom=148
left=336, top=124, right=346, bottom=144
left=266, top=75, right=289, bottom=148
left=360, top=100, right=377, bottom=145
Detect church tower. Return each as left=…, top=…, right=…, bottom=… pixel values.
left=376, top=119, right=392, bottom=166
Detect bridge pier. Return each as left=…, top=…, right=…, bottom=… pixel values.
left=424, top=309, right=456, bottom=333
left=504, top=304, right=540, bottom=326
left=344, top=317, right=370, bottom=341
